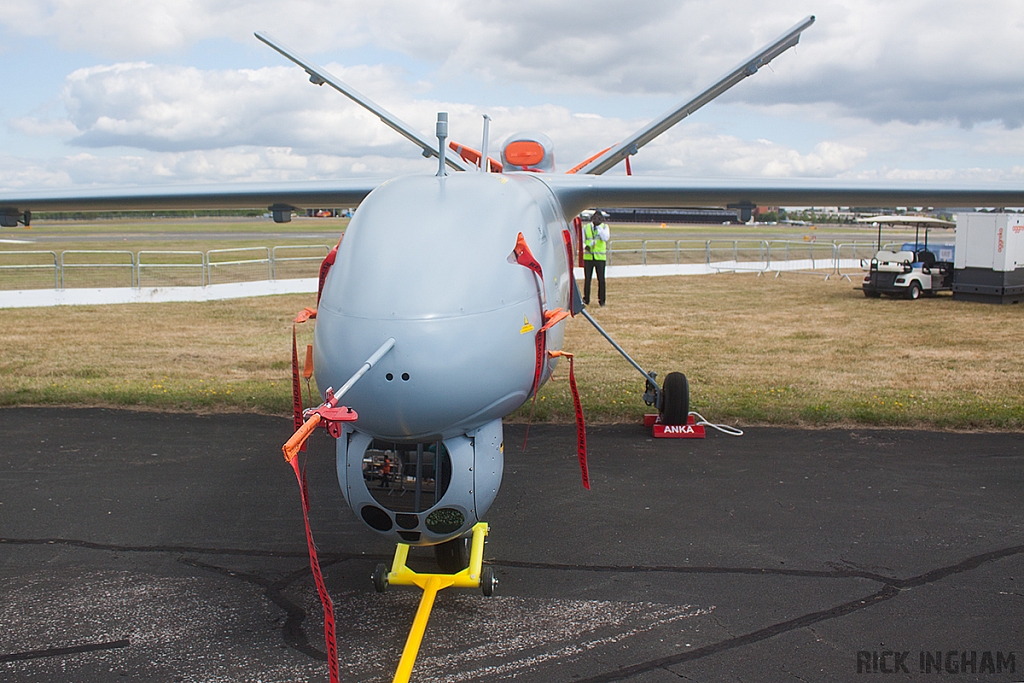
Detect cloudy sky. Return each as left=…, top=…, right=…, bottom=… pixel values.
left=2, top=0, right=1023, bottom=190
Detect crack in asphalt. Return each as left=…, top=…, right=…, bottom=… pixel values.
left=492, top=559, right=897, bottom=583
left=0, top=536, right=372, bottom=560
left=570, top=544, right=1024, bottom=683
left=177, top=556, right=342, bottom=662
left=0, top=639, right=131, bottom=663
left=0, top=536, right=382, bottom=662
left=2, top=537, right=1021, bottom=682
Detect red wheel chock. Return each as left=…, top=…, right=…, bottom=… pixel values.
left=644, top=413, right=705, bottom=439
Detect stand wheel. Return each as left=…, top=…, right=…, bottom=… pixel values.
left=659, top=372, right=690, bottom=425
left=372, top=563, right=389, bottom=593
left=435, top=535, right=471, bottom=573
left=480, top=566, right=497, bottom=597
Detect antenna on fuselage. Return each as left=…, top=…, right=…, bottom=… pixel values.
left=436, top=112, right=448, bottom=177
left=480, top=114, right=492, bottom=173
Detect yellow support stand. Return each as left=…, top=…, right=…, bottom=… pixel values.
left=387, top=522, right=491, bottom=683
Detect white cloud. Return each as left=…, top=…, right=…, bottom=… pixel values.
left=3, top=0, right=1024, bottom=187
left=57, top=62, right=421, bottom=154
left=0, top=147, right=430, bottom=191
left=8, top=116, right=79, bottom=138
left=7, top=0, right=1024, bottom=125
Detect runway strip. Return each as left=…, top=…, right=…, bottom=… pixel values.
left=1, top=408, right=1020, bottom=682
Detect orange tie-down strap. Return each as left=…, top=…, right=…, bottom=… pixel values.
left=282, top=402, right=358, bottom=464
left=548, top=350, right=589, bottom=490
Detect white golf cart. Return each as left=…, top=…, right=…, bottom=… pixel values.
left=857, top=215, right=955, bottom=299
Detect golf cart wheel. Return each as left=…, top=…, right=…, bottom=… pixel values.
left=372, top=563, right=389, bottom=593
left=906, top=282, right=922, bottom=300
left=435, top=535, right=471, bottom=573
left=660, top=372, right=690, bottom=426
left=481, top=566, right=497, bottom=597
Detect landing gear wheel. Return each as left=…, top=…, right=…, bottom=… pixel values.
left=906, top=282, right=922, bottom=300
left=372, top=563, right=389, bottom=593
left=480, top=566, right=497, bottom=597
left=659, top=372, right=690, bottom=426
left=434, top=535, right=471, bottom=573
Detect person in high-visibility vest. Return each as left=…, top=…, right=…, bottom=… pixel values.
left=582, top=209, right=610, bottom=306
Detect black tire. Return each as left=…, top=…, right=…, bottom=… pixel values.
left=481, top=566, right=497, bottom=597
left=372, top=563, right=389, bottom=593
left=434, top=535, right=470, bottom=573
left=863, top=289, right=881, bottom=298
left=659, top=372, right=689, bottom=426
left=906, top=282, right=921, bottom=300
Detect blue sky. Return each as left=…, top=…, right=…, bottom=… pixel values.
left=2, top=0, right=1024, bottom=189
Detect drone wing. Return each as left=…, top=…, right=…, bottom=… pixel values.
left=538, top=174, right=1024, bottom=220
left=571, top=16, right=816, bottom=176
left=0, top=178, right=384, bottom=225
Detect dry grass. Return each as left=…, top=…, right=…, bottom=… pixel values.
left=1, top=273, right=1022, bottom=428
left=0, top=297, right=313, bottom=413
left=525, top=273, right=1024, bottom=428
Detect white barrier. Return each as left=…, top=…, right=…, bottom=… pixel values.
left=574, top=259, right=863, bottom=279
left=1, top=278, right=318, bottom=308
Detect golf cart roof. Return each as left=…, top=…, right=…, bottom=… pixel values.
left=855, top=215, right=955, bottom=228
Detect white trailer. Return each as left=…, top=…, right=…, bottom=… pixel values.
left=952, top=213, right=1024, bottom=304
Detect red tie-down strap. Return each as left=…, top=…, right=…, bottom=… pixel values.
left=510, top=231, right=543, bottom=278
left=317, top=236, right=342, bottom=305
left=292, top=326, right=305, bottom=442
left=531, top=308, right=570, bottom=396
left=548, top=350, right=589, bottom=490
left=561, top=228, right=576, bottom=301
left=572, top=216, right=584, bottom=267
left=284, top=317, right=339, bottom=683
left=281, top=393, right=358, bottom=683
left=521, top=308, right=572, bottom=451
left=288, top=455, right=340, bottom=683
left=509, top=233, right=550, bottom=395
left=291, top=308, right=319, bottom=449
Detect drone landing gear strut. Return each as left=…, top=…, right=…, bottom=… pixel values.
left=374, top=522, right=494, bottom=683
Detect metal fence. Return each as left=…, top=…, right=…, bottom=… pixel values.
left=0, top=245, right=332, bottom=291
left=272, top=245, right=331, bottom=281
left=138, top=251, right=205, bottom=288
left=60, top=250, right=135, bottom=289
left=207, top=247, right=272, bottom=285
left=0, top=239, right=881, bottom=291
left=0, top=251, right=59, bottom=290
left=608, top=238, right=880, bottom=277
